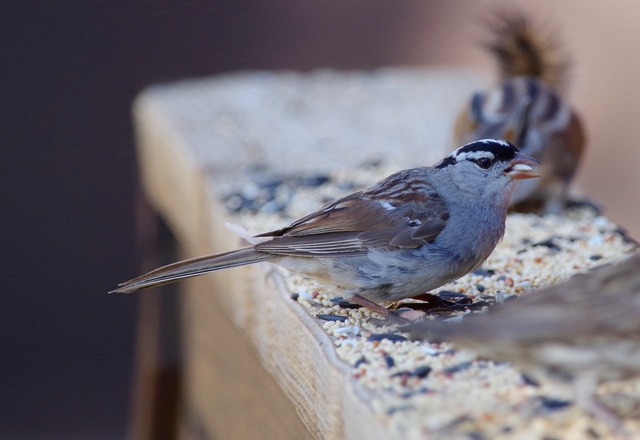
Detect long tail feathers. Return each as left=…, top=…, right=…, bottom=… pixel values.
left=110, top=248, right=276, bottom=293
left=486, top=11, right=569, bottom=89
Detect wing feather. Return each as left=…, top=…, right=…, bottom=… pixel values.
left=254, top=168, right=449, bottom=257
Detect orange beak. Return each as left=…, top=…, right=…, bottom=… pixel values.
left=505, top=153, right=540, bottom=180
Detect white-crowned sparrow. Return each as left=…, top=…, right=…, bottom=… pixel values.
left=453, top=12, right=584, bottom=214
left=406, top=253, right=640, bottom=430
left=112, top=139, right=539, bottom=317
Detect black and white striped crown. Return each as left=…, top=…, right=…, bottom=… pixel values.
left=436, top=139, right=519, bottom=169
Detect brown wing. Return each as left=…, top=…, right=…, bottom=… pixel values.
left=254, top=168, right=449, bottom=257
left=408, top=254, right=640, bottom=343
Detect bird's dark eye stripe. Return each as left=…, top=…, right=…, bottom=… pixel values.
left=435, top=156, right=456, bottom=169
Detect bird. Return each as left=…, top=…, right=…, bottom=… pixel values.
left=453, top=11, right=585, bottom=214
left=405, top=253, right=640, bottom=431
left=111, top=139, right=539, bottom=318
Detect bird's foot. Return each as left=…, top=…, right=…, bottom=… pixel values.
left=348, top=294, right=409, bottom=325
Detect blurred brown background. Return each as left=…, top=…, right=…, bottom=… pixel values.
left=3, top=1, right=638, bottom=438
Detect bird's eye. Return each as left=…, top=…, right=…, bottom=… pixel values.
left=474, top=157, right=493, bottom=169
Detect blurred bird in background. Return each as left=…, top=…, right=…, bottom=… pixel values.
left=454, top=11, right=585, bottom=213
left=405, top=253, right=640, bottom=431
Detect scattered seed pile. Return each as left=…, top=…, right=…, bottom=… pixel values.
left=215, top=162, right=638, bottom=439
